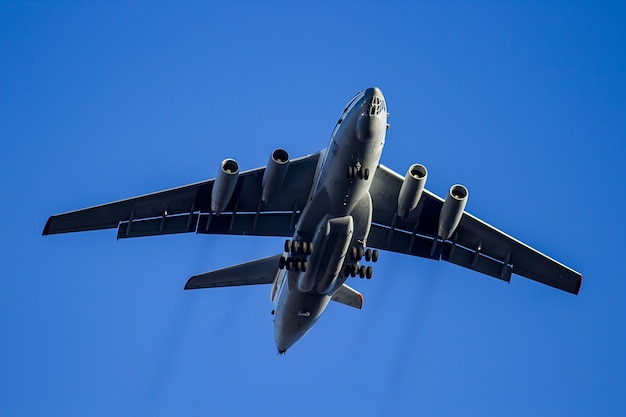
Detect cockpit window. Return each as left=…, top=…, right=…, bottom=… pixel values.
left=367, top=96, right=386, bottom=116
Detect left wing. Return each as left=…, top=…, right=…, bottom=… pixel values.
left=185, top=254, right=281, bottom=289
left=369, top=164, right=582, bottom=294
left=43, top=153, right=321, bottom=239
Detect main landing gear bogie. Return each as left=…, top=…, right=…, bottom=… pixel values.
left=344, top=246, right=378, bottom=279
left=279, top=239, right=313, bottom=272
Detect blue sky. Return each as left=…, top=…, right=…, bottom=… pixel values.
left=1, top=2, right=625, bottom=416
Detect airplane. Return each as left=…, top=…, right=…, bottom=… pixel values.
left=43, top=87, right=582, bottom=353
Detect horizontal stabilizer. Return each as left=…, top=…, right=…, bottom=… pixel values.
left=185, top=254, right=281, bottom=290
left=331, top=284, right=363, bottom=309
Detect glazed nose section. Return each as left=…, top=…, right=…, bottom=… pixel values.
left=357, top=87, right=387, bottom=141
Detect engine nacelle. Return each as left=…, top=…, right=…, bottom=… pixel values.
left=261, top=148, right=290, bottom=204
left=437, top=184, right=468, bottom=240
left=397, top=164, right=428, bottom=218
left=211, top=158, right=239, bottom=215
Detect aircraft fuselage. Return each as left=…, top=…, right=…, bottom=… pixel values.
left=273, top=87, right=388, bottom=353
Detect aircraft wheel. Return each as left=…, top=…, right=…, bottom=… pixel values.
left=348, top=166, right=354, bottom=179
left=365, top=248, right=372, bottom=262
left=284, top=239, right=291, bottom=253
left=366, top=266, right=373, bottom=279
left=359, top=265, right=366, bottom=278
left=301, top=241, right=308, bottom=255
left=358, top=168, right=364, bottom=180
left=291, top=240, right=299, bottom=254
left=372, top=249, right=379, bottom=262
left=301, top=260, right=307, bottom=272
left=350, top=264, right=358, bottom=277
left=278, top=256, right=286, bottom=269
left=349, top=246, right=357, bottom=260
left=306, top=242, right=313, bottom=255
left=356, top=247, right=364, bottom=261
left=294, top=258, right=301, bottom=272
left=286, top=257, right=293, bottom=271
left=364, top=168, right=370, bottom=180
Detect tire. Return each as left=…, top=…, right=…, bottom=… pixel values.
left=365, top=248, right=372, bottom=262
left=364, top=168, right=369, bottom=180
left=359, top=265, right=366, bottom=278
left=284, top=239, right=291, bottom=253
left=372, top=249, right=379, bottom=262
left=366, top=266, right=373, bottom=279
left=278, top=256, right=286, bottom=269
left=356, top=247, right=364, bottom=261
left=294, top=258, right=301, bottom=272
left=301, top=241, right=308, bottom=255
left=286, top=257, right=293, bottom=270
left=291, top=240, right=299, bottom=254
left=301, top=260, right=307, bottom=272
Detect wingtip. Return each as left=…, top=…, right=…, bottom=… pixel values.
left=183, top=276, right=198, bottom=290
left=42, top=216, right=53, bottom=236
left=575, top=274, right=583, bottom=295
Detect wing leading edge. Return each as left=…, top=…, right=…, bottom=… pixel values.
left=369, top=164, right=582, bottom=294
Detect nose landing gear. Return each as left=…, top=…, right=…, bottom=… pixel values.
left=347, top=163, right=369, bottom=180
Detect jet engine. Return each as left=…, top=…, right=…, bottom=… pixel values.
left=437, top=184, right=468, bottom=240
left=397, top=164, right=428, bottom=218
left=211, top=158, right=240, bottom=214
left=262, top=148, right=290, bottom=204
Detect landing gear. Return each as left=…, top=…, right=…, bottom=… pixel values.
left=359, top=265, right=366, bottom=278
left=344, top=247, right=378, bottom=279
left=364, top=248, right=379, bottom=262
left=279, top=238, right=313, bottom=271
left=347, top=163, right=369, bottom=181
left=349, top=246, right=364, bottom=261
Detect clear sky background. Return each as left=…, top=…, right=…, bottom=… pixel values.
left=1, top=2, right=625, bottom=416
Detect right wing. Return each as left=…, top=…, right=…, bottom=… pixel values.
left=368, top=164, right=582, bottom=294
left=43, top=152, right=321, bottom=239
left=185, top=254, right=281, bottom=289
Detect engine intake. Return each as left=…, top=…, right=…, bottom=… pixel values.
left=262, top=148, right=290, bottom=204
left=397, top=164, right=428, bottom=218
left=438, top=184, right=468, bottom=240
left=211, top=158, right=239, bottom=214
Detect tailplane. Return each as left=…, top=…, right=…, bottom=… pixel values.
left=331, top=284, right=363, bottom=309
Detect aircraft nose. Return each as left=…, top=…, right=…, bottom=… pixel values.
left=363, top=87, right=386, bottom=117
left=357, top=87, right=387, bottom=141
left=365, top=86, right=383, bottom=99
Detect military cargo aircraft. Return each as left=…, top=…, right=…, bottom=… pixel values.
left=43, top=87, right=582, bottom=353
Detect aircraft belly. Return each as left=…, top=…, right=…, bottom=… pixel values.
left=295, top=215, right=353, bottom=293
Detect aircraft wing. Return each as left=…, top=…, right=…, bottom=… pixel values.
left=185, top=254, right=281, bottom=289
left=368, top=164, right=582, bottom=294
left=42, top=152, right=321, bottom=239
